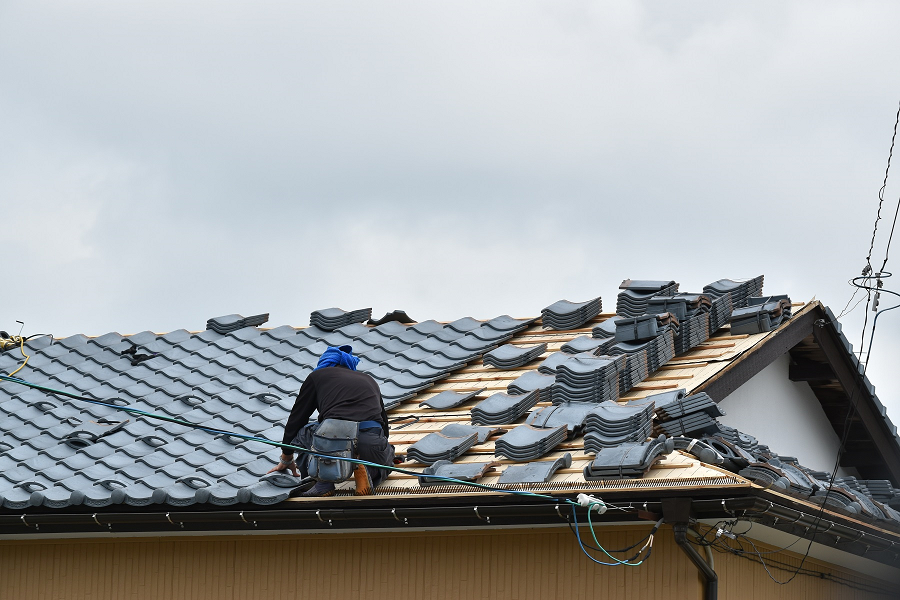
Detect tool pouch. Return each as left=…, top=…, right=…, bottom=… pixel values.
left=307, top=419, right=359, bottom=483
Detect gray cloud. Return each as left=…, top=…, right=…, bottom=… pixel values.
left=2, top=1, right=900, bottom=412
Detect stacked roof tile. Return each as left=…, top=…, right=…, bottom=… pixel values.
left=207, top=313, right=269, bottom=334
left=703, top=276, right=764, bottom=309
left=615, top=280, right=679, bottom=317
left=541, top=297, right=602, bottom=330
left=729, top=295, right=793, bottom=335
left=482, top=343, right=547, bottom=369
left=309, top=307, right=372, bottom=331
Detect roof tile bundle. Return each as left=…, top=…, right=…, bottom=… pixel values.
left=541, top=297, right=602, bottom=330
left=420, top=388, right=485, bottom=410
left=655, top=392, right=724, bottom=420
left=673, top=311, right=710, bottom=355
left=613, top=313, right=679, bottom=344
left=506, top=371, right=556, bottom=402
left=439, top=423, right=505, bottom=444
left=616, top=280, right=679, bottom=317
left=560, top=336, right=613, bottom=355
left=583, top=435, right=674, bottom=479
left=708, top=295, right=734, bottom=333
left=525, top=401, right=601, bottom=436
left=494, top=425, right=568, bottom=461
left=538, top=351, right=594, bottom=375
left=471, top=391, right=540, bottom=426
left=309, top=307, right=373, bottom=331
left=729, top=296, right=792, bottom=335
left=645, top=294, right=711, bottom=321
left=607, top=329, right=676, bottom=390
left=583, top=401, right=655, bottom=451
left=703, top=276, right=764, bottom=309
left=405, top=430, right=479, bottom=464
left=550, top=355, right=626, bottom=404
left=482, top=343, right=547, bottom=369
left=591, top=316, right=622, bottom=339
left=498, top=453, right=572, bottom=484
left=418, top=460, right=496, bottom=487
left=207, top=314, right=269, bottom=334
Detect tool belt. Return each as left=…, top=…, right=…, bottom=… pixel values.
left=307, top=419, right=360, bottom=483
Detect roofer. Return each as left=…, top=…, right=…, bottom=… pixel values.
left=268, top=345, right=395, bottom=497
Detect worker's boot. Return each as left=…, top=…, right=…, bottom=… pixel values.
left=353, top=464, right=373, bottom=496
left=300, top=481, right=335, bottom=497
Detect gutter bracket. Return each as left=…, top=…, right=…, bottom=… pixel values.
left=239, top=511, right=257, bottom=528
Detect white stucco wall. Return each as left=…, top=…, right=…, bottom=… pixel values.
left=717, top=353, right=853, bottom=476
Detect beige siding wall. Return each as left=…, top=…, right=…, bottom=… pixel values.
left=0, top=525, right=890, bottom=600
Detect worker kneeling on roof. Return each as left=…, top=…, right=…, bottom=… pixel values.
left=269, top=345, right=394, bottom=497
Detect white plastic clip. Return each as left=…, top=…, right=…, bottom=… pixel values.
left=239, top=511, right=257, bottom=527
left=576, top=494, right=607, bottom=514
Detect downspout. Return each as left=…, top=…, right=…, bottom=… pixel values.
left=662, top=498, right=717, bottom=600
left=673, top=523, right=717, bottom=600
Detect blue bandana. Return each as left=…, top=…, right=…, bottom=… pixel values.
left=314, top=345, right=360, bottom=371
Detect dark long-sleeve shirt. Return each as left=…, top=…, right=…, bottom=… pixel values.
left=280, top=366, right=388, bottom=456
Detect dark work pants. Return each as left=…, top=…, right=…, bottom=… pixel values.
left=293, top=423, right=396, bottom=488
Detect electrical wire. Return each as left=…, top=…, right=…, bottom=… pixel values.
left=864, top=99, right=900, bottom=273
left=689, top=523, right=896, bottom=596
left=1, top=335, right=31, bottom=377
left=569, top=504, right=653, bottom=566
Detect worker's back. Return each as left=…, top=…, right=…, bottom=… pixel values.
left=305, top=366, right=384, bottom=424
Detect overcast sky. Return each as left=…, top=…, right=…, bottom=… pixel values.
left=3, top=1, right=900, bottom=413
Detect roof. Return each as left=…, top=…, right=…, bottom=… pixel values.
left=2, top=277, right=900, bottom=553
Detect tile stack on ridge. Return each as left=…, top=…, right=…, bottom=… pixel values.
left=708, top=295, right=734, bottom=333
left=591, top=316, right=623, bottom=339
left=471, top=390, right=540, bottom=426
left=654, top=392, right=724, bottom=437
left=613, top=313, right=679, bottom=344
left=541, top=297, right=602, bottom=330
left=645, top=294, right=710, bottom=321
left=607, top=329, right=676, bottom=391
left=560, top=335, right=613, bottom=355
left=729, top=295, right=792, bottom=335
left=550, top=355, right=626, bottom=404
left=309, top=307, right=373, bottom=331
left=482, top=343, right=547, bottom=370
left=405, top=430, right=479, bottom=465
left=673, top=310, right=710, bottom=355
left=494, top=425, right=568, bottom=461
left=506, top=371, right=556, bottom=402
left=583, top=401, right=656, bottom=451
left=526, top=401, right=600, bottom=437
left=615, top=280, right=679, bottom=318
left=703, top=276, right=764, bottom=309
left=583, top=435, right=674, bottom=479
left=207, top=313, right=269, bottom=334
